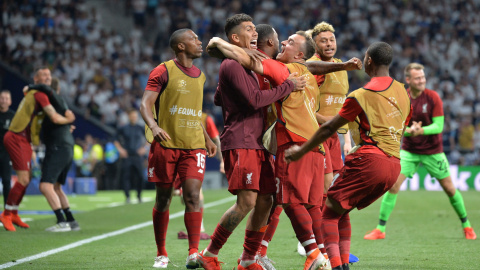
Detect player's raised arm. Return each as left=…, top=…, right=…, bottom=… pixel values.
left=306, top=57, right=362, bottom=75
left=207, top=37, right=266, bottom=74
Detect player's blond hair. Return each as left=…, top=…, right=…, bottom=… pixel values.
left=305, top=29, right=313, bottom=39
left=404, top=63, right=425, bottom=78
left=311, top=22, right=335, bottom=39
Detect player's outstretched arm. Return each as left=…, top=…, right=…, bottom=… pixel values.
left=285, top=114, right=350, bottom=162
left=140, top=90, right=171, bottom=142
left=306, top=57, right=362, bottom=75
left=207, top=37, right=265, bottom=74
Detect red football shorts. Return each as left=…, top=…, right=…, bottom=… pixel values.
left=328, top=150, right=400, bottom=210
left=147, top=141, right=206, bottom=186
left=275, top=143, right=325, bottom=206
left=4, top=131, right=32, bottom=171
left=324, top=133, right=343, bottom=174
left=222, top=149, right=275, bottom=195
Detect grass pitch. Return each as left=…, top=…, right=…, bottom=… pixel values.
left=0, top=189, right=479, bottom=269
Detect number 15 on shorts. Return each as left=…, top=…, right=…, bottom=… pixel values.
left=196, top=152, right=206, bottom=169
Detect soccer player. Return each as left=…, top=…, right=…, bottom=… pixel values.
left=196, top=14, right=304, bottom=270
left=35, top=77, right=80, bottom=232
left=364, top=63, right=477, bottom=240
left=139, top=28, right=217, bottom=269
left=0, top=67, right=75, bottom=232
left=297, top=20, right=356, bottom=262
left=285, top=42, right=412, bottom=270
left=0, top=90, right=14, bottom=208
left=114, top=109, right=148, bottom=204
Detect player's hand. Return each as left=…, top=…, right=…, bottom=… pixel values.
left=205, top=138, right=217, bottom=158
left=207, top=37, right=221, bottom=49
left=151, top=125, right=171, bottom=142
left=284, top=144, right=304, bottom=163
left=207, top=37, right=225, bottom=59
left=65, top=110, right=75, bottom=123
left=344, top=57, right=362, bottom=71
left=70, top=125, right=76, bottom=133
left=410, top=121, right=424, bottom=136
left=287, top=72, right=306, bottom=92
left=243, top=48, right=268, bottom=64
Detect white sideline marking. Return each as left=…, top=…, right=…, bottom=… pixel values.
left=0, top=195, right=236, bottom=269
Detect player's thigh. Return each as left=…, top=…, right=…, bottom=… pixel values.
left=4, top=132, right=31, bottom=171
left=223, top=149, right=262, bottom=195
left=177, top=148, right=206, bottom=182
left=421, top=152, right=450, bottom=180
left=147, top=141, right=179, bottom=184
left=399, top=150, right=421, bottom=178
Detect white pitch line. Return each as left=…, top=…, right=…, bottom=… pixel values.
left=0, top=195, right=236, bottom=269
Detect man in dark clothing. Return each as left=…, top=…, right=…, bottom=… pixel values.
left=0, top=90, right=14, bottom=207
left=37, top=78, right=80, bottom=232
left=114, top=109, right=147, bottom=203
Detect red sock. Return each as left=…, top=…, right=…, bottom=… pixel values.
left=185, top=212, right=202, bottom=254
left=5, top=182, right=27, bottom=216
left=339, top=213, right=351, bottom=264
left=207, top=224, right=232, bottom=255
left=322, top=206, right=342, bottom=268
left=259, top=206, right=282, bottom=256
left=307, top=205, right=326, bottom=254
left=152, top=208, right=169, bottom=256
left=241, top=229, right=265, bottom=261
left=284, top=203, right=316, bottom=254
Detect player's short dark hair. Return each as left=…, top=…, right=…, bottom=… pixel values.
left=34, top=66, right=50, bottom=74
left=296, top=31, right=316, bottom=60
left=169, top=28, right=191, bottom=52
left=367, top=42, right=393, bottom=66
left=256, top=24, right=275, bottom=44
left=0, top=89, right=11, bottom=95
left=224, top=13, right=253, bottom=37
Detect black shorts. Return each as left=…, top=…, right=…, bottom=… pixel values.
left=41, top=145, right=73, bottom=185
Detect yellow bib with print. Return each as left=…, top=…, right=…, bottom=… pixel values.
left=145, top=60, right=206, bottom=149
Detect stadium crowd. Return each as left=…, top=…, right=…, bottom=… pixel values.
left=2, top=0, right=480, bottom=164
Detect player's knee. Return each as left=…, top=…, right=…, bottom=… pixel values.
left=154, top=195, right=171, bottom=211
left=439, top=176, right=456, bottom=196
left=237, top=199, right=256, bottom=213
left=183, top=191, right=200, bottom=207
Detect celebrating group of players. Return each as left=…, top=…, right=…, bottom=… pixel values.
left=141, top=12, right=476, bottom=270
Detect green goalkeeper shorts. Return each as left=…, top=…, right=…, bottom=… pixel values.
left=400, top=150, right=450, bottom=180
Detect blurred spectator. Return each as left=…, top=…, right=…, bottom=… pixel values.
left=114, top=109, right=147, bottom=203
left=103, top=139, right=120, bottom=190
left=78, top=134, right=103, bottom=179
left=458, top=117, right=475, bottom=154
